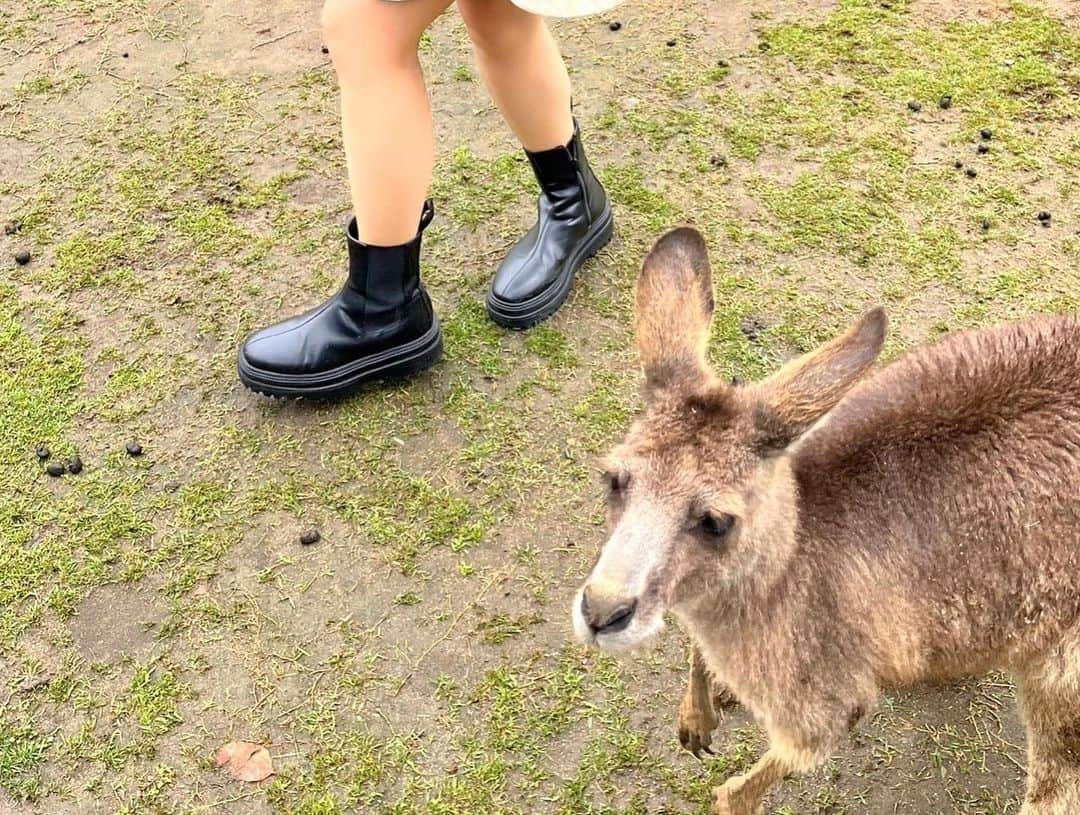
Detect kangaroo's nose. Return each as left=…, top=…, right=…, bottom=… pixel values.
left=581, top=586, right=637, bottom=635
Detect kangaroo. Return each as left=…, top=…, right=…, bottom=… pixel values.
left=572, top=226, right=1080, bottom=814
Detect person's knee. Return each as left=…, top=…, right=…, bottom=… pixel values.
left=458, top=0, right=534, bottom=57
left=321, top=0, right=419, bottom=68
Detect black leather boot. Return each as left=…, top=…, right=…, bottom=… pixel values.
left=487, top=121, right=613, bottom=329
left=238, top=201, right=442, bottom=399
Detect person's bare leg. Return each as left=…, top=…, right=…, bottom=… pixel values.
left=238, top=0, right=453, bottom=397
left=456, top=0, right=573, bottom=151
left=323, top=0, right=454, bottom=245
left=459, top=0, right=611, bottom=328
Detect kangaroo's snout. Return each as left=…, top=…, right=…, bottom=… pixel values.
left=580, top=586, right=637, bottom=635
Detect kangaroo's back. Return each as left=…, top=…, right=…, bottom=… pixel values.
left=795, top=315, right=1080, bottom=677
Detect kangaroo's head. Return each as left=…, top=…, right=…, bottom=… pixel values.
left=573, top=227, right=887, bottom=652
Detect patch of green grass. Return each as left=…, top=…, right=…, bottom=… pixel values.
left=761, top=1, right=1080, bottom=146
left=600, top=163, right=680, bottom=232
left=114, top=763, right=176, bottom=815
left=432, top=147, right=535, bottom=230
left=524, top=325, right=580, bottom=370
left=474, top=610, right=543, bottom=645
left=12, top=70, right=89, bottom=102
left=573, top=370, right=634, bottom=452
left=442, top=297, right=514, bottom=377
left=0, top=286, right=87, bottom=646
left=0, top=717, right=50, bottom=800
left=116, top=663, right=188, bottom=738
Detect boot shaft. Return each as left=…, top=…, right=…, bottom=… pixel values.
left=344, top=200, right=434, bottom=316
left=525, top=121, right=606, bottom=221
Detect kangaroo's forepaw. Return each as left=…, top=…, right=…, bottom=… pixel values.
left=678, top=692, right=718, bottom=758
left=712, top=683, right=739, bottom=711
left=711, top=777, right=760, bottom=815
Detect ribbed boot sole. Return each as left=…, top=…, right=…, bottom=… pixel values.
left=238, top=320, right=443, bottom=400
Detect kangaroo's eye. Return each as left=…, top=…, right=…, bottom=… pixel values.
left=700, top=512, right=735, bottom=539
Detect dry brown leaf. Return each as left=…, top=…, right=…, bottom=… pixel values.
left=215, top=740, right=274, bottom=782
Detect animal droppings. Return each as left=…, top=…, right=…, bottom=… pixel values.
left=666, top=39, right=677, bottom=47
left=125, top=441, right=143, bottom=457
left=710, top=154, right=728, bottom=168
left=939, top=94, right=952, bottom=109
left=46, top=462, right=65, bottom=478
left=965, top=167, right=977, bottom=178
left=15, top=250, right=31, bottom=265
left=608, top=21, right=621, bottom=31
left=300, top=529, right=321, bottom=546
left=3, top=221, right=20, bottom=235
left=321, top=45, right=329, bottom=54
left=954, top=160, right=964, bottom=169
left=907, top=100, right=921, bottom=112
left=977, top=143, right=990, bottom=155
left=980, top=218, right=992, bottom=231
left=35, top=444, right=50, bottom=461
left=980, top=128, right=993, bottom=140
left=66, top=456, right=83, bottom=474
left=1038, top=211, right=1052, bottom=227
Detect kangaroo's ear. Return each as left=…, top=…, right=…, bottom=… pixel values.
left=634, top=227, right=715, bottom=396
left=752, top=308, right=887, bottom=449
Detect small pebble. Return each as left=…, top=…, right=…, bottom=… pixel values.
left=954, top=160, right=964, bottom=169
left=980, top=128, right=993, bottom=140
left=35, top=444, right=50, bottom=461
left=965, top=167, right=978, bottom=178
left=608, top=21, right=621, bottom=31
left=66, top=456, right=83, bottom=475
left=666, top=38, right=677, bottom=47
left=15, top=250, right=31, bottom=266
left=938, top=94, right=952, bottom=109
left=976, top=143, right=989, bottom=155
left=125, top=441, right=143, bottom=457
left=300, top=528, right=321, bottom=546
left=907, top=100, right=922, bottom=112
left=46, top=462, right=65, bottom=478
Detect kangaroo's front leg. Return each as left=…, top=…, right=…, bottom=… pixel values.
left=711, top=749, right=792, bottom=815
left=678, top=645, right=718, bottom=757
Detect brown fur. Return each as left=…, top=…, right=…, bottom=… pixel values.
left=575, top=227, right=1080, bottom=815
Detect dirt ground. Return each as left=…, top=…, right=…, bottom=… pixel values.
left=1, top=0, right=1077, bottom=813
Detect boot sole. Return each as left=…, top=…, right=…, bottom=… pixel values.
left=238, top=319, right=443, bottom=400
left=486, top=203, right=614, bottom=330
